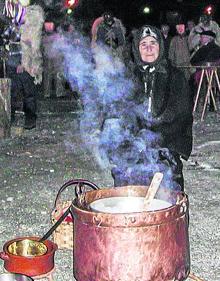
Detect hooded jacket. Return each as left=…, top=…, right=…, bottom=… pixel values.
left=130, top=25, right=193, bottom=160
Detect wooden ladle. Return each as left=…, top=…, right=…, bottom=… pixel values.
left=144, top=172, right=164, bottom=211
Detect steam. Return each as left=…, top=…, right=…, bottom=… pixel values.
left=48, top=30, right=179, bottom=191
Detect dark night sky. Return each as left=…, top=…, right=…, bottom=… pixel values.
left=73, top=0, right=220, bottom=27
left=72, top=0, right=220, bottom=31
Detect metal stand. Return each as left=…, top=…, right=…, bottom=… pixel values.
left=193, top=66, right=220, bottom=121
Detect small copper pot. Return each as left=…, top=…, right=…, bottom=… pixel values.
left=0, top=236, right=58, bottom=277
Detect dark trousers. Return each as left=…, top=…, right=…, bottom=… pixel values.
left=169, top=152, right=184, bottom=190
left=7, top=66, right=38, bottom=118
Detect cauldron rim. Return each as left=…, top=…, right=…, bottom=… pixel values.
left=71, top=185, right=188, bottom=227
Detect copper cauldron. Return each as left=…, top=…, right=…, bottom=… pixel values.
left=71, top=185, right=190, bottom=281
left=0, top=237, right=57, bottom=277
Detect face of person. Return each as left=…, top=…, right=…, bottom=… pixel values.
left=161, top=25, right=169, bottom=36
left=44, top=22, right=55, bottom=33
left=176, top=24, right=185, bottom=35
left=139, top=36, right=160, bottom=63
left=104, top=14, right=114, bottom=26
left=68, top=24, right=74, bottom=32
left=187, top=21, right=195, bottom=31
left=200, top=35, right=213, bottom=45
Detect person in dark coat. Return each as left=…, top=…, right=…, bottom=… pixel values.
left=160, top=24, right=172, bottom=58
left=4, top=0, right=44, bottom=129
left=101, top=25, right=193, bottom=191
left=190, top=30, right=220, bottom=65
left=190, top=30, right=220, bottom=111
left=95, top=11, right=126, bottom=59
left=96, top=12, right=125, bottom=48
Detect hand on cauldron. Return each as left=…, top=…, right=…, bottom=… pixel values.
left=158, top=148, right=178, bottom=167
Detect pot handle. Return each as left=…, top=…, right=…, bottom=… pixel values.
left=54, top=179, right=100, bottom=208
left=176, top=192, right=188, bottom=206
left=0, top=252, right=10, bottom=261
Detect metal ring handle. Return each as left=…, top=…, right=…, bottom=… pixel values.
left=54, top=179, right=99, bottom=208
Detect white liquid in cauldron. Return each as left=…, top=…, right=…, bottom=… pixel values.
left=90, top=197, right=172, bottom=213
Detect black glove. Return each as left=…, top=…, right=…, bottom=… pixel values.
left=158, top=148, right=178, bottom=167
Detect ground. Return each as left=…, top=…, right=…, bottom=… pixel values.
left=0, top=103, right=219, bottom=281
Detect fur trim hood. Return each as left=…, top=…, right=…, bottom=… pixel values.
left=20, top=4, right=44, bottom=84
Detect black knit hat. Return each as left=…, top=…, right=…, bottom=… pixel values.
left=140, top=26, right=159, bottom=41
left=199, top=30, right=216, bottom=38
left=175, top=15, right=184, bottom=25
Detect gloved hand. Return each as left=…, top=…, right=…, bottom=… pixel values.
left=158, top=148, right=178, bottom=167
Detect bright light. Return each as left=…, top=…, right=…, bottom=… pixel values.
left=143, top=6, right=150, bottom=14
left=205, top=5, right=213, bottom=15
left=67, top=8, right=73, bottom=14
left=64, top=0, right=79, bottom=9
left=68, top=0, right=75, bottom=5
left=207, top=6, right=212, bottom=15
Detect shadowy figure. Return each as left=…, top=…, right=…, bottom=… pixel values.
left=160, top=24, right=172, bottom=58
left=169, top=21, right=191, bottom=80
left=4, top=0, right=44, bottom=129
left=91, top=12, right=126, bottom=59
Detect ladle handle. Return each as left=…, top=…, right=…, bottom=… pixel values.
left=39, top=206, right=72, bottom=243
left=144, top=172, right=163, bottom=210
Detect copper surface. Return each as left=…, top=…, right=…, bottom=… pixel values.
left=72, top=185, right=190, bottom=281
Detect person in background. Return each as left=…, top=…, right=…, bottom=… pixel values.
left=61, top=22, right=81, bottom=45
left=160, top=23, right=172, bottom=58
left=5, top=0, right=44, bottom=129
left=169, top=21, right=191, bottom=80
left=43, top=20, right=66, bottom=98
left=92, top=12, right=126, bottom=58
left=120, top=27, right=138, bottom=68
left=0, top=17, right=7, bottom=78
left=186, top=20, right=195, bottom=36
left=190, top=30, right=220, bottom=65
left=61, top=22, right=82, bottom=102
left=101, top=25, right=193, bottom=191
left=0, top=18, right=6, bottom=46
left=188, top=14, right=220, bottom=53
left=190, top=30, right=220, bottom=111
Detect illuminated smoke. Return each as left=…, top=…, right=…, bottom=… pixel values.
left=49, top=31, right=178, bottom=191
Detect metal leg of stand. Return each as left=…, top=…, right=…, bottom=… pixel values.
left=210, top=87, right=217, bottom=111
left=3, top=59, right=6, bottom=78
left=201, top=70, right=214, bottom=121
left=193, top=69, right=205, bottom=113
left=206, top=70, right=217, bottom=111
left=214, top=69, right=220, bottom=100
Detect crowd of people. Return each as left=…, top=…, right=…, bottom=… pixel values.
left=1, top=0, right=220, bottom=190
